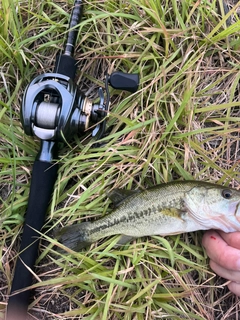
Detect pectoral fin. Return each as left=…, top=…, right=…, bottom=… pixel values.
left=161, top=208, right=187, bottom=219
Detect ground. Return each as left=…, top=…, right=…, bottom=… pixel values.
left=0, top=0, right=240, bottom=319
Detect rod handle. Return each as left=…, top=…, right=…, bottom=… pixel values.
left=6, top=160, right=58, bottom=320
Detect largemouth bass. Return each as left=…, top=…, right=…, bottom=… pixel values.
left=55, top=181, right=240, bottom=251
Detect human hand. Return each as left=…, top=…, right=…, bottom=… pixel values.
left=202, top=230, right=240, bottom=296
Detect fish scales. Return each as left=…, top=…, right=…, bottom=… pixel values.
left=55, top=181, right=240, bottom=251
left=87, top=182, right=191, bottom=237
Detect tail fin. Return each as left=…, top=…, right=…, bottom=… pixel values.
left=54, top=222, right=92, bottom=251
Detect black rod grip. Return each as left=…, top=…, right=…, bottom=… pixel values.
left=54, top=54, right=77, bottom=79
left=6, top=160, right=58, bottom=320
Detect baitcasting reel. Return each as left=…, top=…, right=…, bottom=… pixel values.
left=20, top=0, right=139, bottom=156
left=21, top=70, right=139, bottom=144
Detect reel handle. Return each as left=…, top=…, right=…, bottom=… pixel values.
left=108, top=71, right=139, bottom=93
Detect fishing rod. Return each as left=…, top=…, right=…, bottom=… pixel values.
left=6, top=1, right=139, bottom=319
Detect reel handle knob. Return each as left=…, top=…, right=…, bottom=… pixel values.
left=108, top=71, right=139, bottom=93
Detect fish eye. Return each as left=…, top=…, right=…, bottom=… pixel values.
left=222, top=189, right=232, bottom=199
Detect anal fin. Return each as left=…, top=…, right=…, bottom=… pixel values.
left=115, top=234, right=135, bottom=246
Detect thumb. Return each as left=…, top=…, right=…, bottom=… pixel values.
left=218, top=231, right=240, bottom=250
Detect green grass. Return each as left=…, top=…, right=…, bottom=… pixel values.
left=0, top=0, right=240, bottom=319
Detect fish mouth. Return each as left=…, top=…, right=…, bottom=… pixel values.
left=235, top=201, right=240, bottom=222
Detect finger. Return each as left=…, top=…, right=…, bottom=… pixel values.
left=202, top=230, right=240, bottom=271
left=228, top=281, right=240, bottom=296
left=209, top=260, right=240, bottom=283
left=218, top=231, right=240, bottom=250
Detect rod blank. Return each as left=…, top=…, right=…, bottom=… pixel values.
left=64, top=0, right=83, bottom=56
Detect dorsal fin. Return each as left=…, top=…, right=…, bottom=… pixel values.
left=107, top=189, right=141, bottom=207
